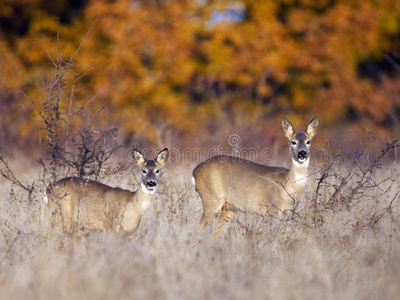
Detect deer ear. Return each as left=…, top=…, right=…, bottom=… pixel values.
left=305, top=117, right=319, bottom=139
left=155, top=148, right=169, bottom=167
left=132, top=149, right=146, bottom=168
left=281, top=118, right=295, bottom=140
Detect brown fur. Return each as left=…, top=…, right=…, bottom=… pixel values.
left=45, top=148, right=169, bottom=234
left=193, top=118, right=319, bottom=232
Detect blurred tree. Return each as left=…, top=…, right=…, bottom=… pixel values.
left=0, top=0, right=399, bottom=151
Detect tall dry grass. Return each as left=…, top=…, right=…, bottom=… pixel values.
left=0, top=155, right=399, bottom=300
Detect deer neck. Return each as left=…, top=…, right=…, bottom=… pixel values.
left=137, top=183, right=155, bottom=212
left=288, top=158, right=309, bottom=187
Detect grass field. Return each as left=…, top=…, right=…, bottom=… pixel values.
left=0, top=157, right=399, bottom=300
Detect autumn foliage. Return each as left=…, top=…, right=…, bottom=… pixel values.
left=0, top=0, right=399, bottom=151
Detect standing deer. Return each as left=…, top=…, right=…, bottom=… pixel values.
left=192, top=117, right=319, bottom=232
left=43, top=148, right=169, bottom=234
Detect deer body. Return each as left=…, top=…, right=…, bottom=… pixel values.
left=45, top=148, right=169, bottom=234
left=193, top=156, right=309, bottom=215
left=193, top=118, right=319, bottom=232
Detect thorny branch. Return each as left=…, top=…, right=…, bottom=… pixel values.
left=309, top=136, right=399, bottom=228
left=1, top=24, right=124, bottom=211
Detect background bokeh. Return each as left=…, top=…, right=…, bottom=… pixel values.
left=0, top=0, right=399, bottom=155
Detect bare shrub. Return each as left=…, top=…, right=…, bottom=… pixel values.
left=0, top=154, right=35, bottom=201
left=0, top=27, right=124, bottom=236
left=32, top=31, right=120, bottom=183
left=304, top=135, right=399, bottom=229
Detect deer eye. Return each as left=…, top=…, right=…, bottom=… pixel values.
left=156, top=170, right=160, bottom=174
left=307, top=141, right=311, bottom=145
left=142, top=170, right=147, bottom=174
left=291, top=141, right=297, bottom=145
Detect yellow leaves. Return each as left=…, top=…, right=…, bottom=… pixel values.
left=292, top=86, right=311, bottom=110
left=0, top=39, right=26, bottom=91
left=287, top=9, right=316, bottom=34
left=378, top=1, right=400, bottom=35
left=1, top=0, right=399, bottom=148
left=0, top=3, right=13, bottom=17
left=256, top=83, right=271, bottom=99
left=30, top=15, right=59, bottom=33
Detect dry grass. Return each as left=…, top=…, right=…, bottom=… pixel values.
left=0, top=159, right=399, bottom=300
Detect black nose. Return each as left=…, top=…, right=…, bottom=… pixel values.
left=298, top=150, right=307, bottom=159
left=147, top=181, right=157, bottom=187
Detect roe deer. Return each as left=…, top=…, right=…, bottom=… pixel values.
left=192, top=117, right=319, bottom=232
left=43, top=148, right=169, bottom=234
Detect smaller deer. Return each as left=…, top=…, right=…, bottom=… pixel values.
left=43, top=148, right=169, bottom=234
left=192, top=118, right=319, bottom=232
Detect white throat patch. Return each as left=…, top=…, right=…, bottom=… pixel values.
left=141, top=183, right=156, bottom=195
left=292, top=158, right=309, bottom=186
left=292, top=157, right=310, bottom=168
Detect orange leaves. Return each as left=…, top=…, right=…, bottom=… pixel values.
left=0, top=39, right=25, bottom=91
left=0, top=0, right=399, bottom=150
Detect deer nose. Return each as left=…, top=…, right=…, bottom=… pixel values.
left=147, top=181, right=157, bottom=187
left=298, top=150, right=307, bottom=159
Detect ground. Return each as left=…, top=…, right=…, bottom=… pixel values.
left=0, top=161, right=399, bottom=299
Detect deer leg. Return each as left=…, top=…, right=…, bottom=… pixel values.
left=214, top=203, right=235, bottom=234
left=199, top=196, right=224, bottom=229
